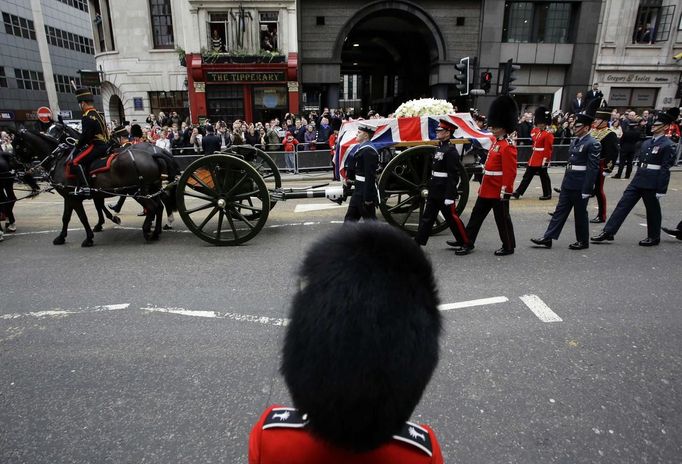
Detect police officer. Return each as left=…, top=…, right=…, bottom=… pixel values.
left=591, top=107, right=679, bottom=246
left=531, top=110, right=601, bottom=250
left=589, top=101, right=620, bottom=223
left=72, top=87, right=109, bottom=196
left=415, top=119, right=471, bottom=248
left=249, top=223, right=444, bottom=463
left=343, top=123, right=379, bottom=222
left=512, top=106, right=553, bottom=200
left=455, top=95, right=518, bottom=256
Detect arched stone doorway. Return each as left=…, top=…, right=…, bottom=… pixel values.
left=108, top=94, right=125, bottom=125
left=333, top=1, right=447, bottom=117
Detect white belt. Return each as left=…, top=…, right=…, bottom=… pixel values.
left=640, top=163, right=661, bottom=170
left=566, top=165, right=587, bottom=171
left=431, top=171, right=448, bottom=178
left=532, top=148, right=545, bottom=151
left=483, top=170, right=503, bottom=176
left=355, top=175, right=366, bottom=182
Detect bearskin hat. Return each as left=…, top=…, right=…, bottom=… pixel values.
left=281, top=222, right=442, bottom=452
left=488, top=95, right=519, bottom=133
left=130, top=124, right=143, bottom=138
left=534, top=106, right=551, bottom=125
left=655, top=107, right=680, bottom=125
left=331, top=117, right=342, bottom=132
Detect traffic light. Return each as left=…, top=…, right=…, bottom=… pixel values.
left=501, top=58, right=521, bottom=95
left=454, top=57, right=469, bottom=96
left=480, top=71, right=492, bottom=93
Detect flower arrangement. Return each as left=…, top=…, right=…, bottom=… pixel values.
left=394, top=98, right=455, bottom=118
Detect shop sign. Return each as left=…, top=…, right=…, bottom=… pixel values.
left=206, top=72, right=285, bottom=83
left=133, top=98, right=144, bottom=111
left=58, top=110, right=73, bottom=119
left=604, top=73, right=670, bottom=84
left=0, top=110, right=15, bottom=121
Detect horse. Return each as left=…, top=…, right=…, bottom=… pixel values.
left=11, top=127, right=179, bottom=246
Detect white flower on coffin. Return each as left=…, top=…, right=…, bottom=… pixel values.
left=394, top=98, right=455, bottom=118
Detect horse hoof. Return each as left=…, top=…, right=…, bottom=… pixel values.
left=53, top=236, right=66, bottom=245
left=111, top=216, right=121, bottom=225
left=81, top=238, right=94, bottom=248
left=93, top=225, right=103, bottom=233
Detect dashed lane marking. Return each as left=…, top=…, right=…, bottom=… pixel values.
left=141, top=306, right=290, bottom=326
left=0, top=304, right=130, bottom=320
left=438, top=296, right=509, bottom=311
left=519, top=294, right=562, bottom=323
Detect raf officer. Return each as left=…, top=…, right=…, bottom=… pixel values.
left=591, top=108, right=679, bottom=246
left=531, top=110, right=601, bottom=250
left=343, top=123, right=379, bottom=222
left=415, top=118, right=471, bottom=248
left=71, top=87, right=109, bottom=196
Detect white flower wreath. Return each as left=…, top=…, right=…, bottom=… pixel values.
left=394, top=98, right=455, bottom=118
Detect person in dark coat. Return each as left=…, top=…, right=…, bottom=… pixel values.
left=569, top=92, right=586, bottom=115
left=585, top=83, right=604, bottom=105
left=343, top=124, right=379, bottom=222
left=201, top=125, right=222, bottom=155
left=614, top=112, right=643, bottom=179
left=591, top=108, right=679, bottom=246
left=71, top=87, right=109, bottom=196
left=249, top=222, right=444, bottom=463
left=589, top=101, right=620, bottom=223
left=415, top=119, right=471, bottom=248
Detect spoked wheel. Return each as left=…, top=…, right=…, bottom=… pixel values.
left=225, top=145, right=281, bottom=220
left=177, top=154, right=270, bottom=245
left=378, top=145, right=470, bottom=236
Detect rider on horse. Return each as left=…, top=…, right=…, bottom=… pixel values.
left=72, top=87, right=109, bottom=197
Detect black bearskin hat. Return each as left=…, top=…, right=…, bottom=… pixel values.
left=655, top=107, right=680, bottom=125
left=331, top=117, right=342, bottom=132
left=130, top=124, right=143, bottom=138
left=281, top=222, right=442, bottom=452
left=534, top=106, right=551, bottom=125
left=488, top=95, right=518, bottom=133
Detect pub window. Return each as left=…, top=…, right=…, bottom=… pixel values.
left=503, top=2, right=577, bottom=43
left=208, top=12, right=228, bottom=52
left=149, top=0, right=174, bottom=49
left=0, top=67, right=7, bottom=88
left=259, top=11, right=278, bottom=51
left=206, top=86, right=244, bottom=123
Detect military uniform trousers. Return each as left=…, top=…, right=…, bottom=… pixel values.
left=415, top=197, right=469, bottom=246
left=615, top=149, right=635, bottom=178
left=343, top=183, right=377, bottom=222
left=594, top=161, right=608, bottom=221
left=603, top=184, right=661, bottom=240
left=465, top=197, right=515, bottom=250
left=72, top=143, right=108, bottom=172
left=515, top=166, right=551, bottom=197
left=545, top=189, right=589, bottom=243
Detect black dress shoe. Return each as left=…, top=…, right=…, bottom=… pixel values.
left=590, top=231, right=614, bottom=242
left=553, top=187, right=561, bottom=194
left=661, top=227, right=682, bottom=240
left=446, top=240, right=462, bottom=247
left=568, top=241, right=589, bottom=250
left=538, top=195, right=552, bottom=200
left=494, top=247, right=514, bottom=256
left=455, top=244, right=475, bottom=256
left=530, top=237, right=552, bottom=248
left=589, top=216, right=604, bottom=224
left=511, top=192, right=520, bottom=199
left=611, top=175, right=621, bottom=179
left=639, top=237, right=660, bottom=247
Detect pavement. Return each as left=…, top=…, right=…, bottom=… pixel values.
left=0, top=167, right=681, bottom=463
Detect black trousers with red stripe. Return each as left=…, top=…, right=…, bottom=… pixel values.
left=593, top=164, right=607, bottom=221
left=73, top=143, right=108, bottom=171
left=415, top=197, right=470, bottom=246
left=465, top=197, right=515, bottom=250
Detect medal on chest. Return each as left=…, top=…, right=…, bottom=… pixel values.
left=652, top=146, right=659, bottom=154
left=434, top=151, right=444, bottom=161
left=579, top=145, right=584, bottom=152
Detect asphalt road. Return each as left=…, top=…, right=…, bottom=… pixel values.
left=1, top=168, right=681, bottom=463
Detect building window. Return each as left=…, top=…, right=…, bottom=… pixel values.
left=633, top=1, right=675, bottom=44
left=206, top=86, right=244, bottom=123
left=208, top=13, right=228, bottom=52
left=0, top=67, right=7, bottom=88
left=2, top=12, right=36, bottom=40
left=14, top=68, right=45, bottom=91
left=57, top=0, right=88, bottom=12
left=259, top=11, right=278, bottom=51
left=149, top=0, right=174, bottom=49
left=503, top=2, right=577, bottom=43
left=149, top=91, right=187, bottom=119
left=44, top=25, right=94, bottom=54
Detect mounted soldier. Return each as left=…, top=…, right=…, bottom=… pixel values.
left=71, top=87, right=109, bottom=197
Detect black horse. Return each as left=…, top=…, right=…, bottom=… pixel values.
left=12, top=127, right=178, bottom=246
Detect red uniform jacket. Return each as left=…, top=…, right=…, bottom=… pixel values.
left=528, top=128, right=554, bottom=167
left=479, top=137, right=517, bottom=199
left=249, top=405, right=444, bottom=464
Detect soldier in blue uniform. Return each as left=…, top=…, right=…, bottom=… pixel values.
left=531, top=110, right=601, bottom=250
left=343, top=124, right=379, bottom=222
left=415, top=119, right=471, bottom=248
left=591, top=108, right=679, bottom=246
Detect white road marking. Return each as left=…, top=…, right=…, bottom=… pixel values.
left=0, top=303, right=130, bottom=320
left=141, top=305, right=290, bottom=326
left=438, top=296, right=509, bottom=311
left=519, top=294, right=562, bottom=322
left=294, top=203, right=344, bottom=213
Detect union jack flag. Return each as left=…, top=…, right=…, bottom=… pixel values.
left=334, top=114, right=495, bottom=180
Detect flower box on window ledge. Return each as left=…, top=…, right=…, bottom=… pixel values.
left=201, top=50, right=285, bottom=64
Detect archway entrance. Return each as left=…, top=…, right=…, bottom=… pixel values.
left=339, top=7, right=442, bottom=117
left=108, top=94, right=125, bottom=125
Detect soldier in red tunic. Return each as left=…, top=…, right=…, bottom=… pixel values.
left=512, top=106, right=553, bottom=200
left=455, top=95, right=518, bottom=256
left=249, top=222, right=444, bottom=463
